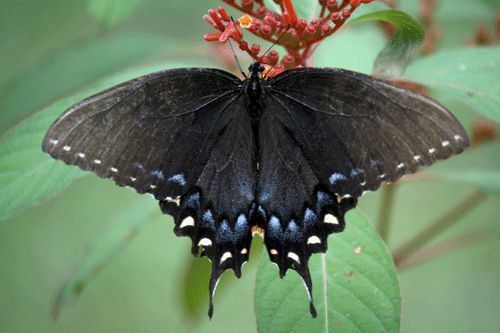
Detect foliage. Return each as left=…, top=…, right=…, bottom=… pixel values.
left=405, top=46, right=500, bottom=122
left=52, top=197, right=157, bottom=318
left=0, top=1, right=499, bottom=333
left=350, top=10, right=424, bottom=77
left=88, top=0, right=144, bottom=28
left=256, top=210, right=400, bottom=332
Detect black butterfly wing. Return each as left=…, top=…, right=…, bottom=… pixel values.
left=258, top=67, right=469, bottom=315
left=266, top=68, right=469, bottom=197
left=43, top=68, right=243, bottom=199
left=256, top=106, right=357, bottom=316
left=160, top=106, right=257, bottom=317
left=43, top=68, right=257, bottom=316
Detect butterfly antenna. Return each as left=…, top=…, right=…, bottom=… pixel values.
left=228, top=39, right=247, bottom=79
left=261, top=24, right=290, bottom=60
left=228, top=16, right=248, bottom=79
left=261, top=26, right=290, bottom=78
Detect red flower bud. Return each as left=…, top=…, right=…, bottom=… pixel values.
left=257, top=6, right=267, bottom=16
left=204, top=33, right=222, bottom=42
left=306, top=25, right=316, bottom=34
left=261, top=24, right=272, bottom=35
left=239, top=41, right=249, bottom=51
left=310, top=19, right=320, bottom=26
left=250, top=43, right=261, bottom=55
left=283, top=54, right=295, bottom=69
left=296, top=19, right=308, bottom=32
left=217, top=6, right=230, bottom=22
left=208, top=9, right=225, bottom=30
left=350, top=0, right=361, bottom=8
left=327, top=0, right=338, bottom=10
left=203, top=15, right=220, bottom=31
left=350, top=0, right=374, bottom=8
left=331, top=12, right=341, bottom=22
left=269, top=50, right=279, bottom=65
left=242, top=0, right=254, bottom=11
left=264, top=14, right=281, bottom=27
left=284, top=54, right=294, bottom=63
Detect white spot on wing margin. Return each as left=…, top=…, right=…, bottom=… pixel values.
left=220, top=252, right=232, bottom=263
left=179, top=216, right=195, bottom=229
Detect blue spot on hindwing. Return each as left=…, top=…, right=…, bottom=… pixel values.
left=304, top=208, right=317, bottom=229
left=216, top=220, right=233, bottom=242
left=132, top=162, right=145, bottom=171
left=168, top=173, right=186, bottom=186
left=285, top=220, right=301, bottom=241
left=235, top=215, right=248, bottom=239
left=150, top=170, right=165, bottom=180
left=329, top=172, right=348, bottom=184
left=268, top=216, right=282, bottom=239
left=183, top=193, right=200, bottom=209
left=317, top=191, right=332, bottom=206
left=202, top=210, right=215, bottom=228
left=317, top=191, right=334, bottom=214
left=350, top=168, right=364, bottom=177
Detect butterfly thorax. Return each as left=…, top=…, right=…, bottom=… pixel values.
left=246, top=62, right=265, bottom=118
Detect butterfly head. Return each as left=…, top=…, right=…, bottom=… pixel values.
left=248, top=62, right=265, bottom=76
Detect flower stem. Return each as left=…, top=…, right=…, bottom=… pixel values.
left=396, top=230, right=498, bottom=270
left=392, top=190, right=487, bottom=265
left=377, top=183, right=397, bottom=243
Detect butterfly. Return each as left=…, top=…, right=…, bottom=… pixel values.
left=42, top=63, right=469, bottom=317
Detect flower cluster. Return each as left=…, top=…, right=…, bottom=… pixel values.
left=203, top=0, right=374, bottom=74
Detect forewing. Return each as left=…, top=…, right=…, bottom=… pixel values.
left=43, top=68, right=243, bottom=200
left=267, top=68, right=469, bottom=197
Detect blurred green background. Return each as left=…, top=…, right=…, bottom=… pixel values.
left=0, top=0, right=499, bottom=332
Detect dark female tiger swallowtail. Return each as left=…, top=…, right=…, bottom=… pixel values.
left=42, top=63, right=469, bottom=317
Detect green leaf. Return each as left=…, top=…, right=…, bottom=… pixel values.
left=427, top=141, right=500, bottom=196
left=1, top=33, right=196, bottom=134
left=255, top=210, right=400, bottom=333
left=350, top=10, right=425, bottom=77
left=88, top=0, right=143, bottom=28
left=0, top=61, right=209, bottom=222
left=433, top=171, right=500, bottom=196
left=0, top=97, right=86, bottom=221
left=479, top=0, right=499, bottom=8
left=434, top=0, right=495, bottom=49
left=397, top=0, right=495, bottom=49
left=405, top=46, right=500, bottom=122
left=52, top=197, right=156, bottom=318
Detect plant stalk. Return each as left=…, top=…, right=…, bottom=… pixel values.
left=377, top=183, right=397, bottom=243
left=393, top=190, right=487, bottom=266
left=397, top=230, right=497, bottom=270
